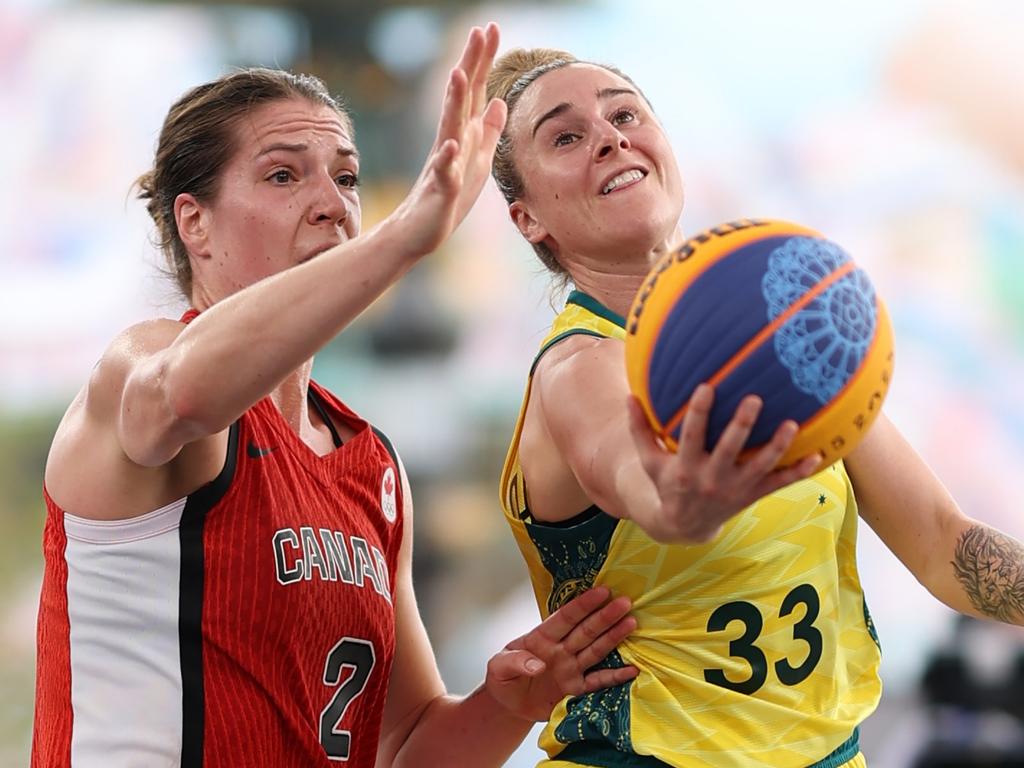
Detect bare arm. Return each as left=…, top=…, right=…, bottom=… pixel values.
left=376, top=464, right=637, bottom=767
left=847, top=413, right=1024, bottom=625
left=529, top=335, right=820, bottom=542
left=118, top=25, right=507, bottom=468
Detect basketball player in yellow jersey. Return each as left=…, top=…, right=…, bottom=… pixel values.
left=486, top=48, right=1024, bottom=768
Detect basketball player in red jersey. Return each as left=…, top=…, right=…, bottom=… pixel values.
left=32, top=25, right=638, bottom=767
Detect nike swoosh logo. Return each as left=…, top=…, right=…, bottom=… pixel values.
left=247, top=442, right=277, bottom=459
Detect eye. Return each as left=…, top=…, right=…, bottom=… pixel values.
left=611, top=107, right=637, bottom=126
left=553, top=131, right=579, bottom=148
left=336, top=172, right=360, bottom=189
left=269, top=169, right=294, bottom=184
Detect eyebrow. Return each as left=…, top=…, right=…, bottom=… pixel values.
left=256, top=142, right=359, bottom=160
left=531, top=87, right=639, bottom=138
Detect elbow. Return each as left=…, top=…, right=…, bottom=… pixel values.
left=120, top=356, right=209, bottom=465
left=380, top=695, right=445, bottom=768
left=910, top=508, right=973, bottom=611
left=156, top=347, right=229, bottom=435
left=163, top=379, right=208, bottom=432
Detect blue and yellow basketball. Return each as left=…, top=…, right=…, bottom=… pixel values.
left=625, top=218, right=895, bottom=467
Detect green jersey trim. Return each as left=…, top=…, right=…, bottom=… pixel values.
left=557, top=739, right=670, bottom=767
left=809, top=728, right=860, bottom=768
left=566, top=290, right=627, bottom=329
left=531, top=330, right=607, bottom=377
left=554, top=728, right=859, bottom=768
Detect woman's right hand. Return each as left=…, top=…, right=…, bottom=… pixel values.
left=385, top=23, right=507, bottom=259
left=627, top=384, right=822, bottom=543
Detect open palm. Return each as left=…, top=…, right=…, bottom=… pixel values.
left=390, top=23, right=507, bottom=257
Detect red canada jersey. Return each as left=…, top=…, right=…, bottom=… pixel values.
left=33, top=382, right=404, bottom=767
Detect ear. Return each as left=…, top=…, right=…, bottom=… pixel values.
left=509, top=201, right=549, bottom=246
left=174, top=193, right=212, bottom=259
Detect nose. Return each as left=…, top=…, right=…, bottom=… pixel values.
left=307, top=173, right=350, bottom=227
left=595, top=124, right=631, bottom=161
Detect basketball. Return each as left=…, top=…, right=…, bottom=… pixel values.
left=625, top=218, right=895, bottom=468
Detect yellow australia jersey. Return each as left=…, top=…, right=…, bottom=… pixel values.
left=499, top=290, right=882, bottom=768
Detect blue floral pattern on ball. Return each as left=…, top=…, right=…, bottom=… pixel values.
left=763, top=237, right=876, bottom=405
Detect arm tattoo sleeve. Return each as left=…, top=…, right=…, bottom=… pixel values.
left=952, top=525, right=1024, bottom=624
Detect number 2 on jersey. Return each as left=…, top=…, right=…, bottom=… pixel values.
left=703, top=583, right=822, bottom=695
left=320, top=638, right=376, bottom=760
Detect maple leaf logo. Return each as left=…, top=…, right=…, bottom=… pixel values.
left=380, top=467, right=398, bottom=524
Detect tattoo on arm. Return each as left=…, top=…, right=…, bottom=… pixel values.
left=952, top=525, right=1024, bottom=624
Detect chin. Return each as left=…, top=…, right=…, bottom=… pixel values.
left=616, top=215, right=678, bottom=255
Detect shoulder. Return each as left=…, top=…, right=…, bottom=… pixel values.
left=101, top=319, right=188, bottom=371
left=44, top=318, right=193, bottom=513
left=533, top=333, right=625, bottom=397
left=62, top=319, right=184, bottom=420
left=91, top=318, right=186, bottom=380
left=60, top=319, right=185, bottom=442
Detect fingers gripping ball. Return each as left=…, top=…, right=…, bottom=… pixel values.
left=625, top=219, right=895, bottom=467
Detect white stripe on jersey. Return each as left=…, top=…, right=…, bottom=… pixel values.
left=64, top=497, right=187, bottom=766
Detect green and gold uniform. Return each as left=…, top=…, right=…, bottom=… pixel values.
left=500, top=291, right=882, bottom=768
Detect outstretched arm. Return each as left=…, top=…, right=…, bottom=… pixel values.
left=529, top=335, right=820, bottom=542
left=848, top=413, right=1024, bottom=625
left=376, top=465, right=636, bottom=768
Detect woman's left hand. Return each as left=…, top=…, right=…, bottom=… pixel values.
left=386, top=22, right=507, bottom=259
left=484, top=587, right=638, bottom=722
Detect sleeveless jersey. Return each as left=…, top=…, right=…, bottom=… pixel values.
left=33, top=379, right=404, bottom=767
left=499, top=290, right=882, bottom=768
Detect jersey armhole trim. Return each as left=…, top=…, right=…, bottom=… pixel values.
left=184, top=419, right=240, bottom=512
left=371, top=426, right=400, bottom=469
left=530, top=329, right=607, bottom=376
left=63, top=497, right=187, bottom=544
left=522, top=503, right=602, bottom=529
left=59, top=421, right=240, bottom=543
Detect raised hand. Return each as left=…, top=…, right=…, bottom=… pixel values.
left=388, top=23, right=507, bottom=258
left=484, top=587, right=637, bottom=722
left=628, top=385, right=822, bottom=543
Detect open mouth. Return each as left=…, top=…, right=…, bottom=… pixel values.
left=601, top=168, right=648, bottom=195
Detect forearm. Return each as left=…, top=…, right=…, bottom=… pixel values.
left=390, top=686, right=533, bottom=768
left=930, top=518, right=1024, bottom=626
left=607, top=455, right=678, bottom=541
left=148, top=220, right=419, bottom=434
left=847, top=418, right=1024, bottom=627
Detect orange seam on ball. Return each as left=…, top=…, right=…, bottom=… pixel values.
left=662, top=259, right=860, bottom=436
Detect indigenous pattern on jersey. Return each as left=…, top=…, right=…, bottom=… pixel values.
left=34, top=379, right=404, bottom=768
left=499, top=290, right=882, bottom=768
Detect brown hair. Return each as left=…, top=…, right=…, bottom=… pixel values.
left=134, top=68, right=352, bottom=299
left=487, top=49, right=651, bottom=279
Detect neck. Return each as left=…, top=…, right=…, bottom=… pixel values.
left=560, top=256, right=658, bottom=321
left=271, top=363, right=314, bottom=430
left=570, top=271, right=645, bottom=319
left=191, top=283, right=215, bottom=313
left=560, top=227, right=683, bottom=318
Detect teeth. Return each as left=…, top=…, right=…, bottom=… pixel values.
left=603, top=169, right=645, bottom=194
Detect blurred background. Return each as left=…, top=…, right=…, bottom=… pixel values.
left=3, top=0, right=1024, bottom=765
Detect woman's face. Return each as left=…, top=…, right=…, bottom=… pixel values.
left=187, top=97, right=361, bottom=300
left=507, top=64, right=683, bottom=264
